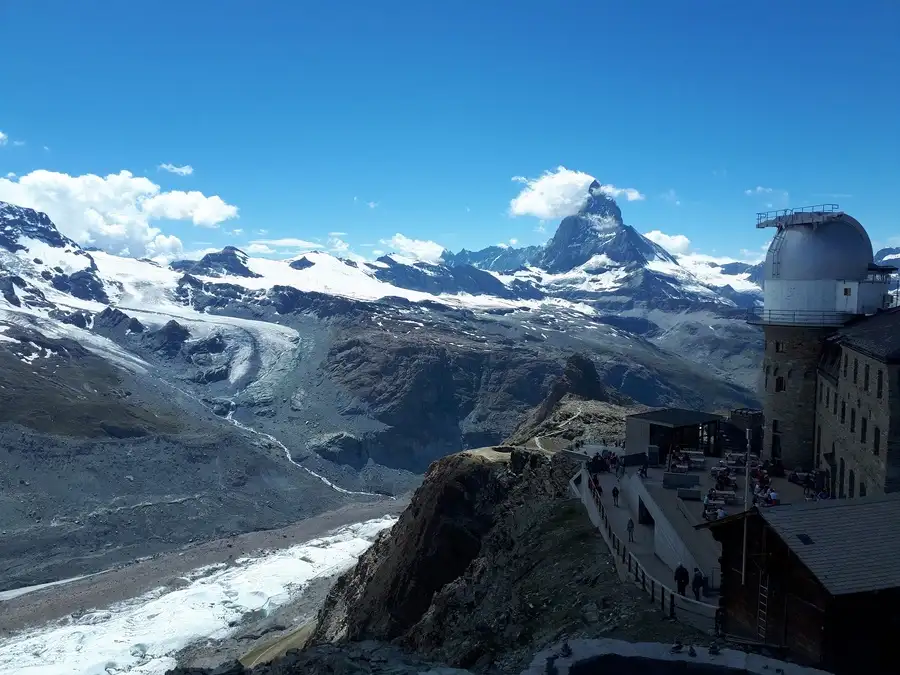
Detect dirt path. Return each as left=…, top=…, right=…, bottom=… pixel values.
left=0, top=499, right=407, bottom=639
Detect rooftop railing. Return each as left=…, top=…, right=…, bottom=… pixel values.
left=756, top=204, right=841, bottom=229
left=747, top=308, right=852, bottom=326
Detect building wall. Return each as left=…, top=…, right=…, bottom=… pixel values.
left=624, top=417, right=650, bottom=458
left=816, top=345, right=900, bottom=496
left=761, top=325, right=834, bottom=468
left=764, top=279, right=841, bottom=314
left=711, top=516, right=828, bottom=667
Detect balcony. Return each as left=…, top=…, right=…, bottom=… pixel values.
left=747, top=308, right=852, bottom=326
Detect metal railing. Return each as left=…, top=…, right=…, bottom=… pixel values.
left=581, top=471, right=720, bottom=634
left=746, top=308, right=851, bottom=326
left=756, top=204, right=840, bottom=228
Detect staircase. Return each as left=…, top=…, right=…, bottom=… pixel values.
left=768, top=228, right=787, bottom=279
left=757, top=572, right=769, bottom=642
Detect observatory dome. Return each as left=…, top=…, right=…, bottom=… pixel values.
left=764, top=214, right=874, bottom=282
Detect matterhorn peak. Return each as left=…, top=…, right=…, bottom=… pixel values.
left=579, top=180, right=624, bottom=222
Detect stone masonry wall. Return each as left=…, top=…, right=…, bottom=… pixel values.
left=816, top=347, right=900, bottom=497
left=761, top=325, right=833, bottom=469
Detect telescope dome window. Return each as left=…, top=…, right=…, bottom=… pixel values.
left=796, top=533, right=815, bottom=546
left=774, top=340, right=785, bottom=353
left=844, top=287, right=852, bottom=296
left=775, top=376, right=786, bottom=392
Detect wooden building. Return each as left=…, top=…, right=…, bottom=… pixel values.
left=700, top=495, right=900, bottom=674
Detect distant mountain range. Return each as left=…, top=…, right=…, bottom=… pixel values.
left=0, top=190, right=815, bottom=590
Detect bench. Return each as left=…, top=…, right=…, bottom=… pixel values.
left=677, top=488, right=703, bottom=501
left=663, top=472, right=701, bottom=489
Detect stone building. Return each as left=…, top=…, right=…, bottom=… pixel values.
left=750, top=205, right=896, bottom=477
left=816, top=309, right=900, bottom=497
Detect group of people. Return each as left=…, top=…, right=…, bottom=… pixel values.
left=674, top=562, right=707, bottom=601
left=749, top=466, right=780, bottom=506
left=587, top=450, right=626, bottom=479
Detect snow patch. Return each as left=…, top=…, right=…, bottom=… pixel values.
left=0, top=517, right=397, bottom=675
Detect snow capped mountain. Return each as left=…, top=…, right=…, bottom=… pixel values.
left=438, top=181, right=764, bottom=310
left=0, top=197, right=767, bottom=592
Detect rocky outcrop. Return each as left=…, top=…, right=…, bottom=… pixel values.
left=172, top=246, right=262, bottom=279
left=309, top=446, right=701, bottom=671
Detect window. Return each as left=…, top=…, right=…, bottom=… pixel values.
left=816, top=425, right=822, bottom=466
left=864, top=364, right=870, bottom=391
left=841, top=401, right=846, bottom=423
left=833, top=394, right=838, bottom=415
left=853, top=358, right=859, bottom=384
left=819, top=382, right=824, bottom=403
left=772, top=434, right=782, bottom=460
left=843, top=353, right=848, bottom=377
left=844, top=287, right=852, bottom=296
left=826, top=388, right=830, bottom=407
left=877, top=369, right=884, bottom=399
left=774, top=340, right=785, bottom=353
left=849, top=470, right=856, bottom=498
left=765, top=366, right=770, bottom=389
left=861, top=417, right=867, bottom=443
left=775, top=376, right=786, bottom=392
left=772, top=420, right=780, bottom=433
left=850, top=408, right=856, bottom=432
left=860, top=482, right=867, bottom=497
left=874, top=426, right=881, bottom=455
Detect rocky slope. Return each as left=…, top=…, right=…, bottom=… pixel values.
left=304, top=447, right=702, bottom=673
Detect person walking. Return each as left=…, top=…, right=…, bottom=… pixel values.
left=674, top=563, right=689, bottom=596
left=626, top=518, right=635, bottom=542
left=612, top=485, right=620, bottom=507
left=691, top=568, right=704, bottom=601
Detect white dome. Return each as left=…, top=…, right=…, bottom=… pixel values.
left=764, top=214, right=873, bottom=282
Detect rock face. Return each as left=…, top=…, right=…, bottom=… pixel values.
left=309, top=448, right=701, bottom=671
left=172, top=246, right=262, bottom=278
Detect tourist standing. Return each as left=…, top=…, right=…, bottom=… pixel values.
left=627, top=518, right=635, bottom=542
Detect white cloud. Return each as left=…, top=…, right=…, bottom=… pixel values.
left=328, top=236, right=350, bottom=252
left=661, top=189, right=681, bottom=206
left=509, top=166, right=643, bottom=220
left=246, top=243, right=276, bottom=254
left=0, top=131, right=7, bottom=146
left=0, top=170, right=237, bottom=258
left=141, top=191, right=236, bottom=227
left=372, top=249, right=385, bottom=256
left=227, top=228, right=243, bottom=236
left=255, top=229, right=268, bottom=236
left=744, top=186, right=774, bottom=195
left=379, top=233, right=444, bottom=262
left=250, top=237, right=318, bottom=249
left=158, top=163, right=194, bottom=176
left=643, top=230, right=692, bottom=255
left=173, top=246, right=222, bottom=262
left=329, top=231, right=347, bottom=236
left=5, top=172, right=15, bottom=179
left=12, top=140, right=25, bottom=147
left=43, top=145, right=49, bottom=151
left=509, top=238, right=518, bottom=246
left=367, top=201, right=378, bottom=209
left=496, top=243, right=509, bottom=249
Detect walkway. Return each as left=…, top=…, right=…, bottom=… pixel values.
left=591, top=470, right=676, bottom=586
left=573, top=467, right=719, bottom=634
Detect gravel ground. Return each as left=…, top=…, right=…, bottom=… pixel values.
left=0, top=500, right=408, bottom=641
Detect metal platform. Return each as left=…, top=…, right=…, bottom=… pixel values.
left=756, top=204, right=842, bottom=229
left=747, top=308, right=852, bottom=327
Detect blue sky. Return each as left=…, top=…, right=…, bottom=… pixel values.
left=0, top=0, right=897, bottom=262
